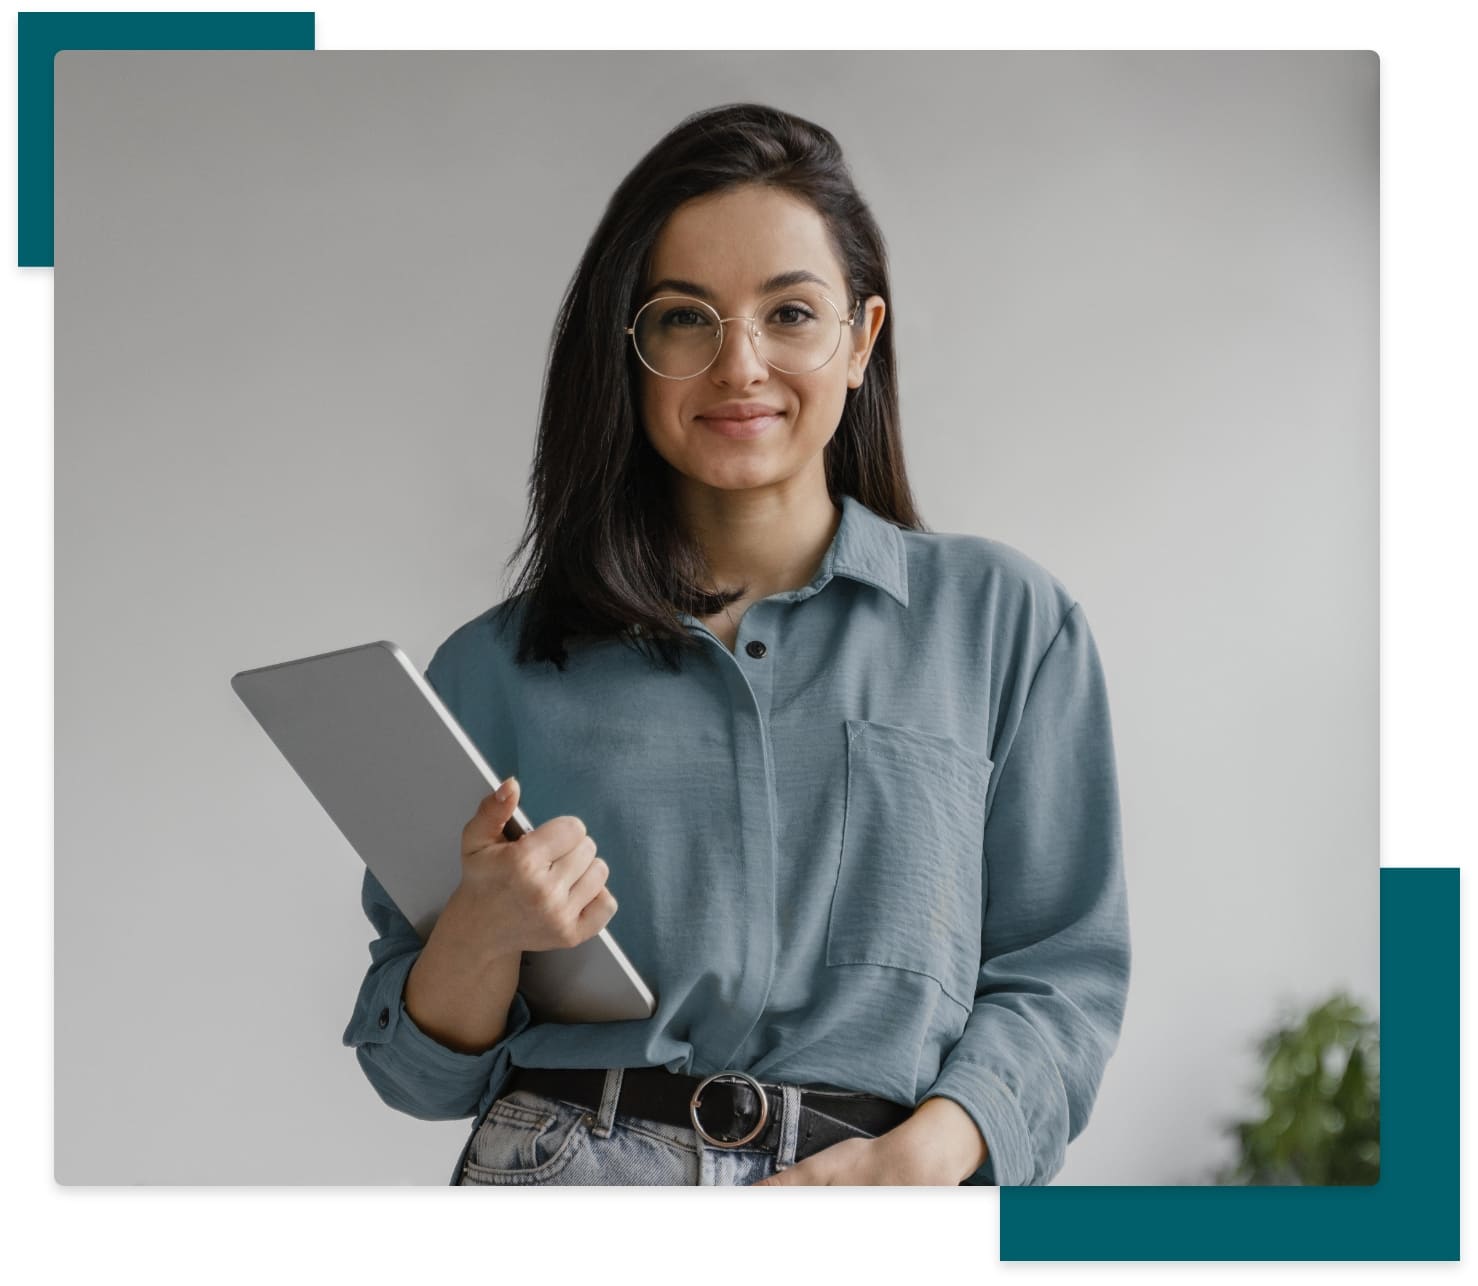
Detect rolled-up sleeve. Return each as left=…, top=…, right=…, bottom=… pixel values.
left=341, top=865, right=532, bottom=1120
left=923, top=600, right=1131, bottom=1185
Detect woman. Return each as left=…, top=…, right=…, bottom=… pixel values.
left=343, top=103, right=1130, bottom=1186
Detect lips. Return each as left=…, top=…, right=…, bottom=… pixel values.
left=697, top=403, right=785, bottom=439
left=699, top=403, right=783, bottom=420
left=698, top=410, right=784, bottom=440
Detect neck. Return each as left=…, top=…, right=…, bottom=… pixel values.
left=675, top=478, right=842, bottom=600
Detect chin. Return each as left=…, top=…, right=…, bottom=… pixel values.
left=696, top=468, right=783, bottom=493
left=674, top=456, right=790, bottom=493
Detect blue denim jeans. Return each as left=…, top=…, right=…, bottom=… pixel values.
left=454, top=1068, right=876, bottom=1186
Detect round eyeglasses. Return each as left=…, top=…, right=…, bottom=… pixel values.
left=625, top=286, right=860, bottom=380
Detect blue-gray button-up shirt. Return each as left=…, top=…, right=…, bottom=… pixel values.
left=343, top=493, right=1130, bottom=1185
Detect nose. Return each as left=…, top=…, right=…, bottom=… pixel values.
left=709, top=315, right=769, bottom=387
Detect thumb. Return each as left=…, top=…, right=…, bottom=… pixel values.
left=494, top=774, right=521, bottom=818
left=472, top=776, right=522, bottom=846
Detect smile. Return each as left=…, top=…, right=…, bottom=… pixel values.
left=697, top=413, right=784, bottom=439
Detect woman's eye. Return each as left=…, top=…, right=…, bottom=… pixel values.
left=769, top=303, right=817, bottom=327
left=661, top=308, right=710, bottom=328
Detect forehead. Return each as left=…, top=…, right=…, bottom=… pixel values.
left=647, top=185, right=844, bottom=292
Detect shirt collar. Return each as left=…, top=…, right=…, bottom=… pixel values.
left=815, top=492, right=910, bottom=608
left=672, top=492, right=910, bottom=635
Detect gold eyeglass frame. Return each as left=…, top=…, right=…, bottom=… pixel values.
left=625, top=290, right=862, bottom=381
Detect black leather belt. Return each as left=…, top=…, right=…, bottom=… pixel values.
left=503, top=1065, right=912, bottom=1162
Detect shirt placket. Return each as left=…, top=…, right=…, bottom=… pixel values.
left=679, top=603, right=784, bottom=1069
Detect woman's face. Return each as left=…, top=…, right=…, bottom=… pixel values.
left=634, top=184, right=886, bottom=502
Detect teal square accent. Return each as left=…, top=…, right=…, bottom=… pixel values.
left=18, top=11, right=316, bottom=267
left=1002, top=867, right=1457, bottom=1260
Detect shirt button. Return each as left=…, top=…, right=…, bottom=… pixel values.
left=745, top=640, right=768, bottom=659
left=377, top=1007, right=390, bottom=1029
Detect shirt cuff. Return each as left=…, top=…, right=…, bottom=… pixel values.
left=923, top=1060, right=1035, bottom=1186
left=391, top=987, right=533, bottom=1073
left=350, top=950, right=534, bottom=1119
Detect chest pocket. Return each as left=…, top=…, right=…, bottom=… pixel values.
left=825, top=719, right=993, bottom=1010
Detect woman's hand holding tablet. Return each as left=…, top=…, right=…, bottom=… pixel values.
left=404, top=775, right=618, bottom=1054
left=456, top=777, right=619, bottom=957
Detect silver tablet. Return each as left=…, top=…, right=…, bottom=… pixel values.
left=231, top=640, right=657, bottom=1024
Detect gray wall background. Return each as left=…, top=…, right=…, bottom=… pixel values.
left=54, top=51, right=1378, bottom=1184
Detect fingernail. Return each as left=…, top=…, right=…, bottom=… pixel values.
left=496, top=778, right=515, bottom=799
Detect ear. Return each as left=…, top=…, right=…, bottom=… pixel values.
left=846, top=295, right=887, bottom=389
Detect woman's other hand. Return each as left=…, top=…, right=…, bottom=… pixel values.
left=748, top=1100, right=987, bottom=1186
left=746, top=1134, right=938, bottom=1186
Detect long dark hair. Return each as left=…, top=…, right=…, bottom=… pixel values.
left=502, top=102, right=926, bottom=672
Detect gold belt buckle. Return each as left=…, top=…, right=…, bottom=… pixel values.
left=689, top=1070, right=770, bottom=1148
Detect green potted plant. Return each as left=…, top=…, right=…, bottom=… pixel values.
left=1213, top=990, right=1380, bottom=1185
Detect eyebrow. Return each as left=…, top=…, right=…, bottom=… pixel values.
left=645, top=269, right=831, bottom=302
